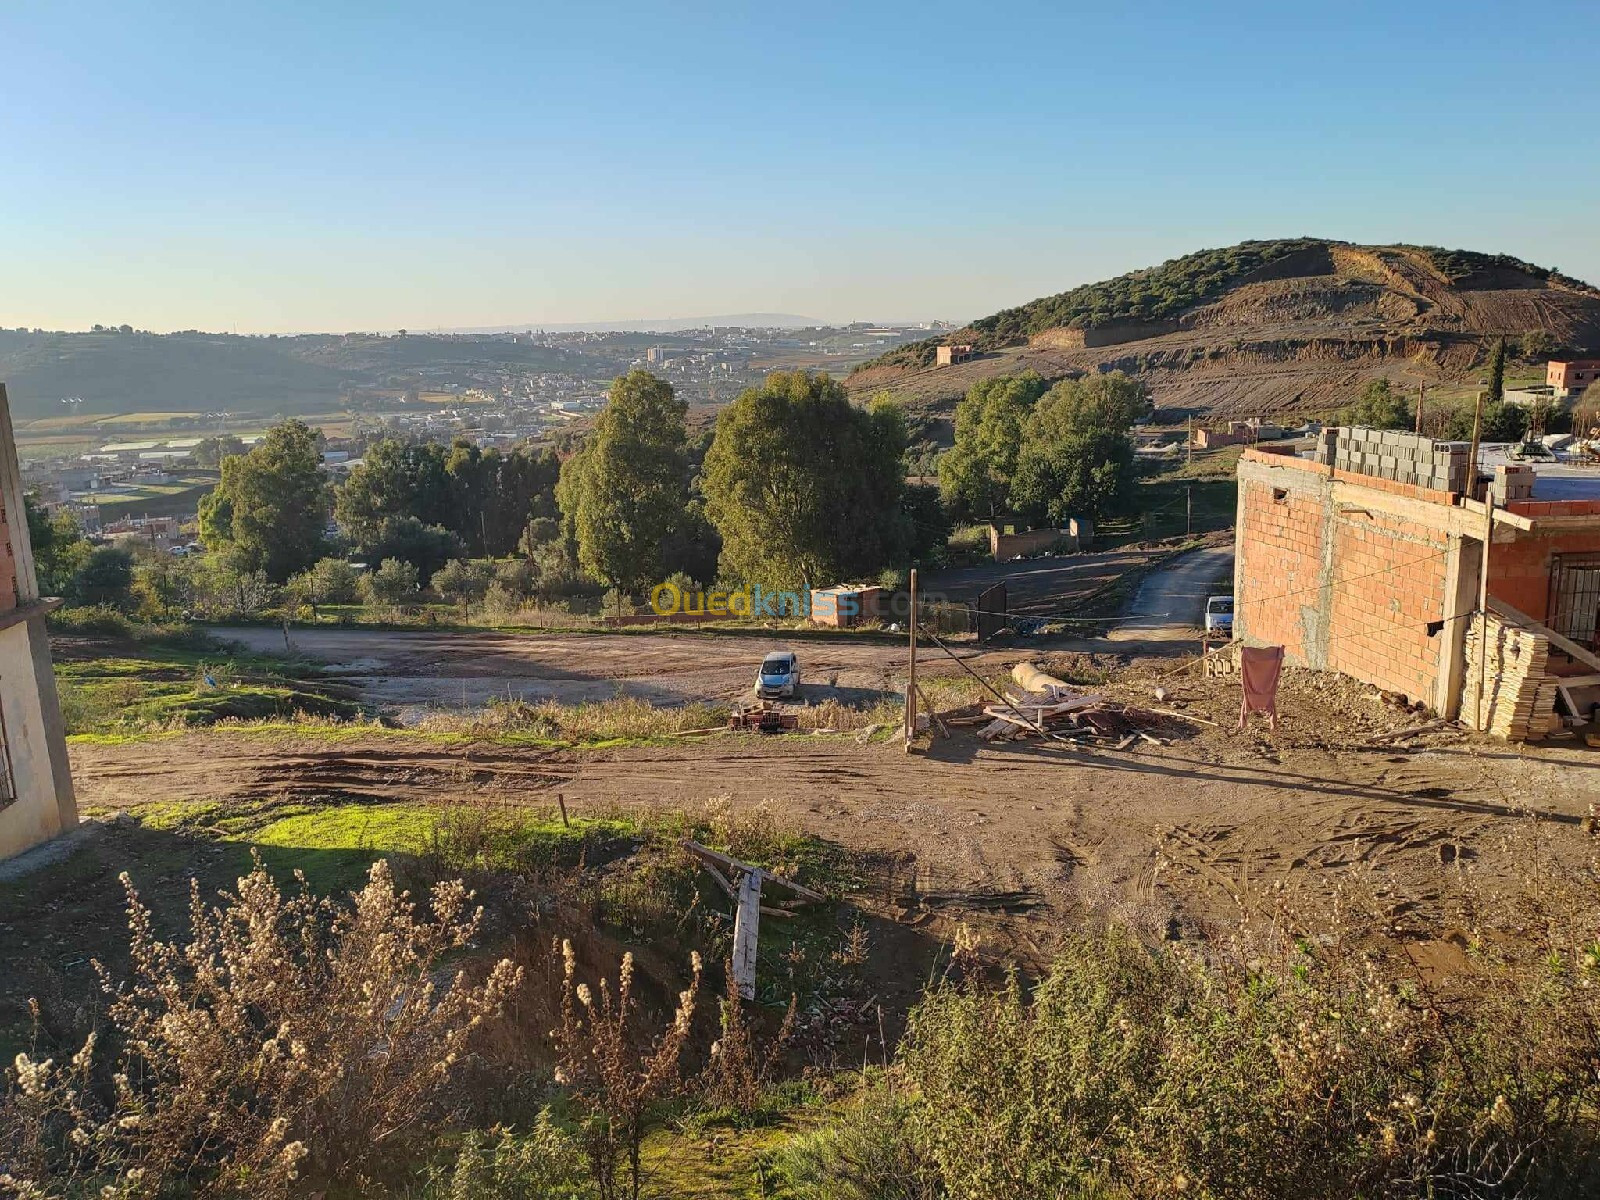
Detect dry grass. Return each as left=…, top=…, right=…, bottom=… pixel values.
left=1, top=857, right=521, bottom=1199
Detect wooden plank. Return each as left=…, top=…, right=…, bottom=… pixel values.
left=698, top=859, right=736, bottom=899
left=1146, top=706, right=1219, bottom=727
left=1363, top=718, right=1455, bottom=744
left=1489, top=598, right=1600, bottom=673
left=731, top=868, right=762, bottom=1001
left=681, top=839, right=825, bottom=902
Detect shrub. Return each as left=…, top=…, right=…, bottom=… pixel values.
left=493, top=557, right=540, bottom=602
left=434, top=559, right=494, bottom=609
left=552, top=941, right=702, bottom=1200
left=769, top=1081, right=937, bottom=1200
left=420, top=1116, right=591, bottom=1199
left=366, top=557, right=421, bottom=607
left=894, top=926, right=1600, bottom=1200
left=698, top=966, right=797, bottom=1115
left=307, top=556, right=362, bottom=605
left=1, top=857, right=522, bottom=1198
left=46, top=603, right=135, bottom=638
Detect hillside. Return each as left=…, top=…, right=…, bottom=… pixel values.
left=847, top=239, right=1600, bottom=420
left=0, top=330, right=596, bottom=418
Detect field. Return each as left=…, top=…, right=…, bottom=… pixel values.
left=9, top=611, right=1600, bottom=1196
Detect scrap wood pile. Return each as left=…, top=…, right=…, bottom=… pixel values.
left=727, top=701, right=799, bottom=733
left=948, top=661, right=1194, bottom=747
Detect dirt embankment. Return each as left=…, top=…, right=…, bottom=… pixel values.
left=850, top=243, right=1600, bottom=424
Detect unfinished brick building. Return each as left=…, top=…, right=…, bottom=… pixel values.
left=1235, top=428, right=1600, bottom=739
left=0, top=383, right=77, bottom=859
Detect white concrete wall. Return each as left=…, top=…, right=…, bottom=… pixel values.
left=0, top=616, right=77, bottom=859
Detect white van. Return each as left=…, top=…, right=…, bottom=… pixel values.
left=1204, top=595, right=1234, bottom=636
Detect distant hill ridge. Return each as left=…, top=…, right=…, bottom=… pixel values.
left=847, top=238, right=1600, bottom=420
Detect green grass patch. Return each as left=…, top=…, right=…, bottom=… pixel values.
left=52, top=635, right=361, bottom=736
left=121, top=796, right=635, bottom=893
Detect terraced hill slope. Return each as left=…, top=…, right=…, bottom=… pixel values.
left=848, top=240, right=1600, bottom=420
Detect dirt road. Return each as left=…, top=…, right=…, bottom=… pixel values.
left=1108, top=545, right=1236, bottom=642
left=215, top=626, right=1021, bottom=718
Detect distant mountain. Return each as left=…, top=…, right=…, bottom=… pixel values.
left=847, top=239, right=1600, bottom=420
left=446, top=313, right=830, bottom=334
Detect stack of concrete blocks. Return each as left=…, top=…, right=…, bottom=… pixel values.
left=1492, top=463, right=1535, bottom=505
left=1462, top=612, right=1557, bottom=739
left=1321, top=427, right=1471, bottom=493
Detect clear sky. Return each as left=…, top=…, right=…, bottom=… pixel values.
left=3, top=0, right=1597, bottom=333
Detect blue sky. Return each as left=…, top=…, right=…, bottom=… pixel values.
left=3, top=0, right=1597, bottom=332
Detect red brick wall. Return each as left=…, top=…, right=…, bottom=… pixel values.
left=1237, top=474, right=1326, bottom=664
left=1237, top=452, right=1452, bottom=705
left=1487, top=528, right=1600, bottom=623
left=1324, top=509, right=1449, bottom=702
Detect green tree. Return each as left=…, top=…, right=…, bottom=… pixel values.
left=192, top=434, right=245, bottom=468
left=198, top=420, right=330, bottom=582
left=1486, top=337, right=1507, bottom=406
left=1010, top=372, right=1150, bottom=525
left=335, top=438, right=560, bottom=558
left=73, top=545, right=134, bottom=608
left=25, top=495, right=91, bottom=596
left=1338, top=378, right=1412, bottom=430
left=432, top=558, right=492, bottom=609
left=307, top=556, right=362, bottom=605
left=938, top=372, right=1049, bottom=521
left=702, top=372, right=910, bottom=587
left=556, top=370, right=690, bottom=595
left=362, top=516, right=462, bottom=584
left=1518, top=329, right=1557, bottom=362
left=364, top=558, right=420, bottom=607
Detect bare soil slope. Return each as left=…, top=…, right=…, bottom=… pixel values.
left=850, top=240, right=1600, bottom=422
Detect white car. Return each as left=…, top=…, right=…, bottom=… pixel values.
left=755, top=651, right=801, bottom=700
left=1204, top=595, right=1234, bottom=636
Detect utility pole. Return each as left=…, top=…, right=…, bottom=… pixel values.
left=1415, top=382, right=1426, bottom=435
left=904, top=568, right=918, bottom=751
left=1186, top=485, right=1193, bottom=536
left=1473, top=496, right=1494, bottom=730
left=1467, top=387, right=1486, bottom=500
left=1186, top=415, right=1193, bottom=466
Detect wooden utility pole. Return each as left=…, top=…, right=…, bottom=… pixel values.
left=1186, top=415, right=1193, bottom=465
left=1415, top=382, right=1426, bottom=435
left=905, top=568, right=918, bottom=750
left=1473, top=496, right=1495, bottom=730
left=1467, top=387, right=1486, bottom=501
left=1185, top=485, right=1193, bottom=536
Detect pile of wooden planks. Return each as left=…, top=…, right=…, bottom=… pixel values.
left=727, top=702, right=799, bottom=733
left=1463, top=613, right=1557, bottom=740
left=974, top=662, right=1173, bottom=746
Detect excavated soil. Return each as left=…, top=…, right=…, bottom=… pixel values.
left=68, top=659, right=1600, bottom=955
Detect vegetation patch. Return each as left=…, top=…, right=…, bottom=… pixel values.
left=53, top=638, right=360, bottom=736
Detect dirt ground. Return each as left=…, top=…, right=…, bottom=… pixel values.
left=66, top=658, right=1600, bottom=961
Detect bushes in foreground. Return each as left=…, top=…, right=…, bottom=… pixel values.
left=779, top=926, right=1600, bottom=1200
left=1, top=858, right=521, bottom=1198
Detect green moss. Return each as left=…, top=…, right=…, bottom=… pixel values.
left=118, top=797, right=637, bottom=893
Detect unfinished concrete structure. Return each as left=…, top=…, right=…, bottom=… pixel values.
left=1236, top=428, right=1600, bottom=739
left=0, top=383, right=77, bottom=859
